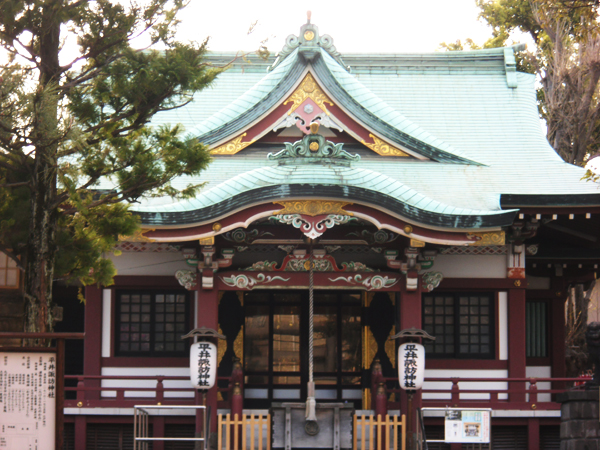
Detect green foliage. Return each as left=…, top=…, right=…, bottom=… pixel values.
left=0, top=0, right=221, bottom=306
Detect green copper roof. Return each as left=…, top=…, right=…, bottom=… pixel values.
left=138, top=24, right=600, bottom=230
left=187, top=49, right=303, bottom=141
left=183, top=43, right=480, bottom=163
left=135, top=159, right=516, bottom=229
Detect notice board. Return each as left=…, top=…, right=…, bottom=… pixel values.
left=0, top=352, right=56, bottom=450
left=445, top=409, right=491, bottom=444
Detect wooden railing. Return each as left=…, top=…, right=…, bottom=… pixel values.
left=218, top=413, right=271, bottom=450
left=377, top=376, right=586, bottom=411
left=64, top=375, right=233, bottom=407
left=64, top=374, right=585, bottom=410
left=353, top=414, right=406, bottom=450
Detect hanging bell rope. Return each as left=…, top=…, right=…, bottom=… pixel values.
left=305, top=239, right=317, bottom=423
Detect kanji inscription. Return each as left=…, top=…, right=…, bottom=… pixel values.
left=0, top=352, right=56, bottom=450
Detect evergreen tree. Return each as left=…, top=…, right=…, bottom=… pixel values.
left=0, top=0, right=220, bottom=333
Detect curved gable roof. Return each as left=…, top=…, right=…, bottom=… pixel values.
left=135, top=163, right=516, bottom=229
left=189, top=47, right=481, bottom=164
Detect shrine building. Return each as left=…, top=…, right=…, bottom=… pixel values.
left=53, top=18, right=600, bottom=450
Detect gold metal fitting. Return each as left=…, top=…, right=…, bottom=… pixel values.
left=403, top=225, right=413, bottom=234
left=310, top=122, right=320, bottom=134
left=531, top=404, right=536, bottom=410
left=212, top=222, right=222, bottom=232
left=77, top=401, right=83, bottom=408
left=199, top=237, right=214, bottom=246
left=304, top=30, right=315, bottom=41
left=514, top=279, right=522, bottom=287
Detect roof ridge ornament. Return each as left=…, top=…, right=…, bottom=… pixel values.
left=268, top=14, right=350, bottom=72
left=267, top=127, right=360, bottom=165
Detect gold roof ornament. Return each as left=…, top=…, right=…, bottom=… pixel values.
left=284, top=73, right=334, bottom=115
left=211, top=133, right=254, bottom=155
left=467, top=231, right=505, bottom=246
left=362, top=134, right=409, bottom=157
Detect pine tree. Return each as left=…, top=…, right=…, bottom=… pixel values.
left=0, top=0, right=220, bottom=333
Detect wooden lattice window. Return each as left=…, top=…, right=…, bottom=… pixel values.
left=423, top=292, right=495, bottom=359
left=0, top=252, right=19, bottom=289
left=115, top=291, right=189, bottom=356
left=526, top=301, right=548, bottom=358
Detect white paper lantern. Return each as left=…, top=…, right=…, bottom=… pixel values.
left=398, top=342, right=425, bottom=390
left=190, top=341, right=217, bottom=389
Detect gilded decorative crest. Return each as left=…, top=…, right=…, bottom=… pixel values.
left=118, top=228, right=156, bottom=242
left=361, top=134, right=409, bottom=157
left=211, top=133, right=254, bottom=155
left=267, top=133, right=360, bottom=163
left=284, top=73, right=334, bottom=115
left=467, top=231, right=506, bottom=246
left=274, top=200, right=352, bottom=216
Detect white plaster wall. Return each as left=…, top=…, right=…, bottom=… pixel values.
left=498, top=292, right=508, bottom=360
left=101, top=289, right=111, bottom=358
left=423, top=369, right=509, bottom=400
left=526, top=366, right=552, bottom=402
left=100, top=367, right=193, bottom=398
left=109, top=251, right=190, bottom=276
left=433, top=255, right=506, bottom=278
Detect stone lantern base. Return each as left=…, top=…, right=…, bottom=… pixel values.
left=557, top=389, right=600, bottom=450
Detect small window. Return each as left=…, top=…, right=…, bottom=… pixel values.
left=423, top=292, right=495, bottom=359
left=0, top=252, right=19, bottom=289
left=115, top=291, right=189, bottom=356
left=526, top=301, right=547, bottom=358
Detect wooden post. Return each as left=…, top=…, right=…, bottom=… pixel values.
left=508, top=287, right=527, bottom=402
left=399, top=282, right=423, bottom=444
left=56, top=338, right=65, bottom=450
left=551, top=281, right=567, bottom=397
left=196, top=287, right=220, bottom=437
left=84, top=286, right=103, bottom=401
left=153, top=416, right=165, bottom=450
left=528, top=418, right=540, bottom=450
left=74, top=415, right=87, bottom=450
left=371, top=359, right=383, bottom=411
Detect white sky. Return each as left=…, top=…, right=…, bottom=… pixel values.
left=174, top=0, right=513, bottom=55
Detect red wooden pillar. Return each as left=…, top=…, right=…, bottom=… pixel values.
left=79, top=286, right=104, bottom=450
left=83, top=286, right=103, bottom=401
left=196, top=285, right=219, bottom=437
left=74, top=416, right=87, bottom=450
left=528, top=418, right=540, bottom=450
left=398, top=280, right=423, bottom=441
left=551, top=278, right=567, bottom=396
left=153, top=416, right=165, bottom=450
left=508, top=287, right=527, bottom=402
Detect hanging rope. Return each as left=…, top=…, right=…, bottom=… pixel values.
left=308, top=240, right=314, bottom=385
left=306, top=239, right=317, bottom=424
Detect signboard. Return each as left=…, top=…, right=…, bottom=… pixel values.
left=444, top=409, right=491, bottom=444
left=398, top=343, right=425, bottom=390
left=0, top=352, right=57, bottom=450
left=189, top=342, right=217, bottom=389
